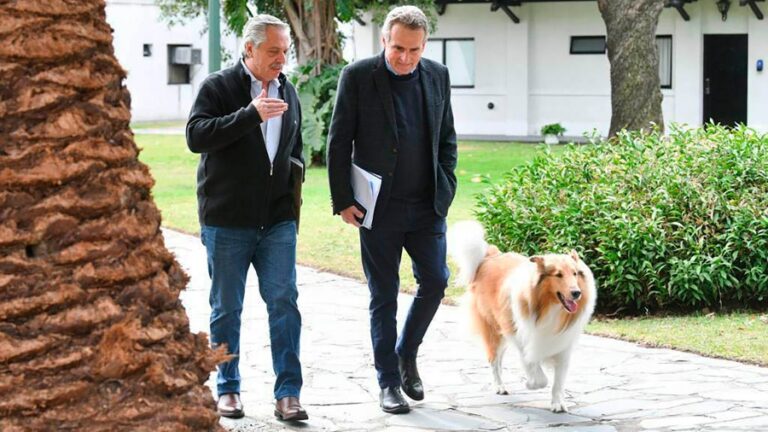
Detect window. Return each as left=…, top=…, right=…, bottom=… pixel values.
left=656, top=35, right=672, bottom=89
left=569, top=35, right=672, bottom=89
left=143, top=44, right=152, bottom=57
left=168, top=44, right=191, bottom=84
left=570, top=36, right=607, bottom=54
left=424, top=38, right=475, bottom=88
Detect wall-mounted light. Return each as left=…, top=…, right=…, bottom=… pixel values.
left=758, top=59, right=764, bottom=72
left=716, top=0, right=731, bottom=21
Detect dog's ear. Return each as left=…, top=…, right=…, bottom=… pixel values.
left=569, top=250, right=580, bottom=263
left=530, top=256, right=545, bottom=273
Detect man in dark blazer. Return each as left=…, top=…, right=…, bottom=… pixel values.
left=186, top=15, right=308, bottom=422
left=327, top=5, right=458, bottom=415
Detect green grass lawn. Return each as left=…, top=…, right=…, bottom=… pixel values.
left=589, top=313, right=768, bottom=367
left=131, top=120, right=185, bottom=130
left=135, top=135, right=555, bottom=298
left=136, top=133, right=768, bottom=366
left=136, top=135, right=200, bottom=233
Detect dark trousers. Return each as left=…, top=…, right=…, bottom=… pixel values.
left=359, top=198, right=450, bottom=389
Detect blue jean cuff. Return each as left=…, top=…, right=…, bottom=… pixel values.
left=218, top=386, right=240, bottom=397
left=275, top=389, right=301, bottom=400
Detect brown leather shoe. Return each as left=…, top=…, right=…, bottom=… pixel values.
left=274, top=396, right=308, bottom=421
left=217, top=393, right=244, bottom=419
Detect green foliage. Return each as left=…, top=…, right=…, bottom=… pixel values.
left=540, top=122, right=566, bottom=136
left=158, top=0, right=439, bottom=36
left=157, top=0, right=207, bottom=28
left=365, top=0, right=439, bottom=30
left=476, top=124, right=768, bottom=314
left=290, top=61, right=346, bottom=165
left=221, top=0, right=254, bottom=35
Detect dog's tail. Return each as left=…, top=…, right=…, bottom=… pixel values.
left=447, top=220, right=489, bottom=286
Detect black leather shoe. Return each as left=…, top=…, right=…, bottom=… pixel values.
left=379, top=386, right=410, bottom=414
left=398, top=355, right=424, bottom=401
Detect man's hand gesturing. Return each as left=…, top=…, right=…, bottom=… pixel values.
left=251, top=88, right=287, bottom=121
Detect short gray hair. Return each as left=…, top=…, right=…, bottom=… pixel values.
left=382, top=6, right=429, bottom=41
left=241, top=14, right=290, bottom=54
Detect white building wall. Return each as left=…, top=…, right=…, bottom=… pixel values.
left=748, top=10, right=768, bottom=131
left=504, top=12, right=530, bottom=137
left=347, top=13, right=380, bottom=62
left=527, top=2, right=610, bottom=136
left=431, top=5, right=522, bottom=136
left=667, top=4, right=702, bottom=127
left=347, top=2, right=768, bottom=137
left=656, top=9, right=679, bottom=132
left=106, top=0, right=239, bottom=122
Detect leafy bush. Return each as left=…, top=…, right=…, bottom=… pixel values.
left=476, top=125, right=768, bottom=314
left=541, top=123, right=566, bottom=136
left=291, top=61, right=345, bottom=166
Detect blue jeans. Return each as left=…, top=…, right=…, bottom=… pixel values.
left=201, top=221, right=302, bottom=399
left=359, top=198, right=449, bottom=388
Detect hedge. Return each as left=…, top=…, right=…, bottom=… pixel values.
left=476, top=125, right=768, bottom=314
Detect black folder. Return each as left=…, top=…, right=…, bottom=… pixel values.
left=289, top=157, right=304, bottom=233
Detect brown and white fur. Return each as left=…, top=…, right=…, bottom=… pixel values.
left=448, top=221, right=596, bottom=412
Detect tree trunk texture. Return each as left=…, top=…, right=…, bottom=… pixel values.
left=0, top=1, right=227, bottom=430
left=283, top=0, right=342, bottom=72
left=598, top=0, right=665, bottom=137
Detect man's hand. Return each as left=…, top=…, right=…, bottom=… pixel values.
left=251, top=88, right=287, bottom=121
left=340, top=205, right=364, bottom=228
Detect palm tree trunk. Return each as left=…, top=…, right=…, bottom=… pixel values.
left=598, top=0, right=665, bottom=137
left=0, top=0, right=225, bottom=430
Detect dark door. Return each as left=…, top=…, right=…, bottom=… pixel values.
left=703, top=34, right=748, bottom=126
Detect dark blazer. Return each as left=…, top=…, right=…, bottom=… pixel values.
left=327, top=53, right=458, bottom=221
left=186, top=62, right=303, bottom=229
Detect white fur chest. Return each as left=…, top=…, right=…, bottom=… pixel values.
left=512, top=304, right=587, bottom=363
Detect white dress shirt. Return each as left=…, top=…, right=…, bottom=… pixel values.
left=241, top=59, right=282, bottom=164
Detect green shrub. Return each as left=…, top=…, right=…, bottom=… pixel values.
left=476, top=125, right=768, bottom=314
left=291, top=61, right=345, bottom=166
left=541, top=123, right=566, bottom=136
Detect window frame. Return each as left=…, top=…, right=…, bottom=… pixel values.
left=656, top=35, right=673, bottom=90
left=568, top=35, right=673, bottom=89
left=167, top=44, right=192, bottom=85
left=570, top=36, right=607, bottom=55
left=426, top=37, right=476, bottom=89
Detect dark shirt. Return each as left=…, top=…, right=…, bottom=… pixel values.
left=388, top=67, right=433, bottom=202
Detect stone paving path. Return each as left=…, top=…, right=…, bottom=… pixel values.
left=164, top=229, right=768, bottom=432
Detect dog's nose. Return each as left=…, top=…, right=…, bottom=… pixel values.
left=570, top=290, right=581, bottom=300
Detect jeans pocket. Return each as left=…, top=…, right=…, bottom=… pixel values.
left=201, top=225, right=212, bottom=246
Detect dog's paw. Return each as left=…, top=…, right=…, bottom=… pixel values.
left=550, top=395, right=569, bottom=413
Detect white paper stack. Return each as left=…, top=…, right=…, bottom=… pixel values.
left=351, top=163, right=382, bottom=229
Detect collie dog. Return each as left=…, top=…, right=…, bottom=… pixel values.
left=448, top=221, right=596, bottom=412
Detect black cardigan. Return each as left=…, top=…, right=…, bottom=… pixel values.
left=186, top=62, right=303, bottom=229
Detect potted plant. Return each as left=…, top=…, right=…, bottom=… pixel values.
left=541, top=123, right=566, bottom=144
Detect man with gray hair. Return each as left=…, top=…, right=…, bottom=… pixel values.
left=328, top=5, right=458, bottom=414
left=187, top=14, right=308, bottom=422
